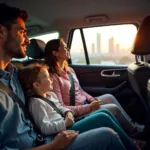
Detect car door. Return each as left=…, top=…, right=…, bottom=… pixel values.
left=68, top=25, right=147, bottom=123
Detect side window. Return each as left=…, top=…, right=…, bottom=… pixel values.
left=70, top=29, right=86, bottom=64
left=70, top=25, right=137, bottom=65
left=30, top=32, right=59, bottom=43
left=12, top=32, right=59, bottom=62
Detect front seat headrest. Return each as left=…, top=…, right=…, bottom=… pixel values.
left=131, top=16, right=150, bottom=55
left=27, top=39, right=45, bottom=59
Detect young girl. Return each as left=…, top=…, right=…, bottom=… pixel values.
left=19, top=63, right=139, bottom=150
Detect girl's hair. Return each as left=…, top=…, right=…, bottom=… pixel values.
left=19, top=63, right=49, bottom=97
left=44, top=38, right=70, bottom=76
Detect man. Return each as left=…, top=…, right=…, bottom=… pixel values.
left=0, top=3, right=126, bottom=150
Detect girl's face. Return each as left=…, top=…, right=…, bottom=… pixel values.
left=35, top=68, right=53, bottom=94
left=54, top=41, right=70, bottom=61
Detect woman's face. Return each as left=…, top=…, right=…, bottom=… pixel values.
left=54, top=41, right=70, bottom=61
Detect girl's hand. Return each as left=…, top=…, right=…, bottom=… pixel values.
left=65, top=117, right=74, bottom=127
left=65, top=111, right=74, bottom=121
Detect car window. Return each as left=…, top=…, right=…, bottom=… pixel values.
left=30, top=32, right=59, bottom=44
left=70, top=29, right=86, bottom=64
left=70, top=24, right=137, bottom=66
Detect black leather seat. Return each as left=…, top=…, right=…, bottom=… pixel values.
left=147, top=79, right=150, bottom=107
left=11, top=60, right=24, bottom=69
left=128, top=16, right=150, bottom=115
left=24, top=39, right=46, bottom=66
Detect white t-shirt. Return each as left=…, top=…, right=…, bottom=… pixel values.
left=29, top=92, right=71, bottom=136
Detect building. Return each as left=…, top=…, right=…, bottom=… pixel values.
left=115, top=43, right=120, bottom=52
left=109, top=36, right=115, bottom=54
left=92, top=43, right=95, bottom=54
left=96, top=33, right=101, bottom=54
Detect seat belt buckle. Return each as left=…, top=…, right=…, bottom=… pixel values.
left=35, top=134, right=45, bottom=146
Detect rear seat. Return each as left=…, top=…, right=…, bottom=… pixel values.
left=12, top=39, right=46, bottom=68
left=12, top=61, right=24, bottom=69
left=24, top=39, right=45, bottom=66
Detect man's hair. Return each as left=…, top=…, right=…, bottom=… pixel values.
left=0, top=3, right=28, bottom=29
left=19, top=63, right=49, bottom=98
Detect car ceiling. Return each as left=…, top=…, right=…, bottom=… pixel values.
left=2, top=0, right=150, bottom=37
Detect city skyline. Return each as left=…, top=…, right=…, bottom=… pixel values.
left=90, top=33, right=132, bottom=55
left=71, top=24, right=137, bottom=54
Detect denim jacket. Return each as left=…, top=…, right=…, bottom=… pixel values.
left=0, top=64, right=47, bottom=150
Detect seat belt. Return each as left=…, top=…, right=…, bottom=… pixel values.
left=0, top=81, right=45, bottom=145
left=34, top=95, right=64, bottom=117
left=68, top=73, right=75, bottom=106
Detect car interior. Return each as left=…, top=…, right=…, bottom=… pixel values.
left=2, top=0, right=150, bottom=149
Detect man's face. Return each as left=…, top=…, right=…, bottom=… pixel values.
left=3, top=17, right=30, bottom=58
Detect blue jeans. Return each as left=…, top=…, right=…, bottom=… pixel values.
left=65, top=127, right=126, bottom=150
left=91, top=94, right=136, bottom=134
left=70, top=109, right=137, bottom=150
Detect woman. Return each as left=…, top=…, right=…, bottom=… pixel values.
left=44, top=38, right=144, bottom=136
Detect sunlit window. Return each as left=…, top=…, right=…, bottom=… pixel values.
left=70, top=24, right=137, bottom=65
left=30, top=32, right=59, bottom=44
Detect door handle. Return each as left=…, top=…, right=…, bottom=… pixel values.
left=101, top=70, right=120, bottom=77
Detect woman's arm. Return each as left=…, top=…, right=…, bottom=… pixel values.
left=52, top=74, right=91, bottom=117
left=70, top=68, right=93, bottom=101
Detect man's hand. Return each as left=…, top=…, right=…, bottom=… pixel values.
left=51, top=130, right=79, bottom=149
left=65, top=117, right=74, bottom=127
left=89, top=100, right=100, bottom=112
left=65, top=111, right=74, bottom=121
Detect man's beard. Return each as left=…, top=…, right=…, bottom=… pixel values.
left=4, top=35, right=26, bottom=59
left=11, top=50, right=26, bottom=59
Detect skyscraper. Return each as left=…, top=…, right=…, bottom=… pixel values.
left=96, top=33, right=101, bottom=54
left=92, top=43, right=95, bottom=54
left=115, top=43, right=120, bottom=52
left=109, top=36, right=115, bottom=54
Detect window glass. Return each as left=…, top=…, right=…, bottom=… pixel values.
left=70, top=29, right=86, bottom=64
left=70, top=24, right=137, bottom=65
left=30, top=32, right=59, bottom=44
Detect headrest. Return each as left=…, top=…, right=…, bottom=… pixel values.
left=27, top=39, right=45, bottom=59
left=131, top=16, right=150, bottom=55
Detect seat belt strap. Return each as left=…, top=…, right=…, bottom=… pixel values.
left=0, top=81, right=44, bottom=139
left=68, top=73, right=75, bottom=106
left=34, top=95, right=64, bottom=117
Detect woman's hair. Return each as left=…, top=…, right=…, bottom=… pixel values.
left=44, top=38, right=70, bottom=76
left=19, top=63, right=49, bottom=97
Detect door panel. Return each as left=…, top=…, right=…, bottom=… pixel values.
left=70, top=64, right=147, bottom=123
left=71, top=65, right=128, bottom=95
